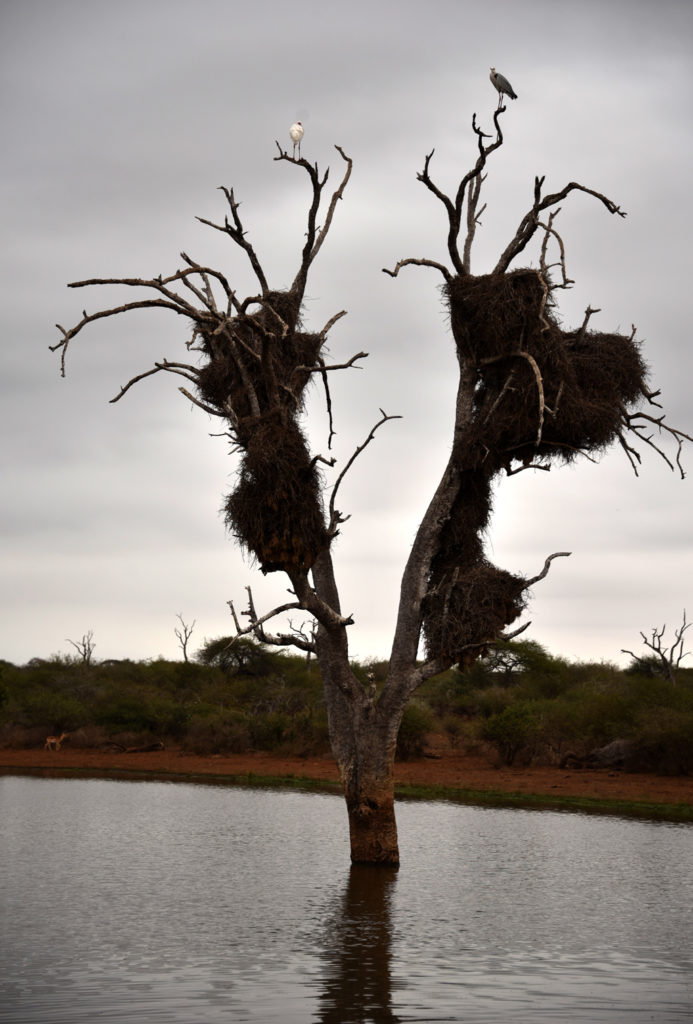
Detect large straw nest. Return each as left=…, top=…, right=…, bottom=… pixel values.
left=223, top=413, right=329, bottom=574
left=446, top=270, right=648, bottom=469
left=421, top=269, right=648, bottom=665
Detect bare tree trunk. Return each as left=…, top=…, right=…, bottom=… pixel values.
left=341, top=728, right=399, bottom=865
left=327, top=679, right=400, bottom=864
left=311, top=550, right=402, bottom=863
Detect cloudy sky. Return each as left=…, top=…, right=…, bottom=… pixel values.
left=2, top=0, right=692, bottom=669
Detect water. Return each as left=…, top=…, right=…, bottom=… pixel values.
left=1, top=775, right=692, bottom=1022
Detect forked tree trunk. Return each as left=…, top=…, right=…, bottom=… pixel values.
left=318, top=644, right=403, bottom=864
left=311, top=552, right=403, bottom=864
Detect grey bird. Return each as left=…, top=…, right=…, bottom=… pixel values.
left=489, top=67, right=517, bottom=107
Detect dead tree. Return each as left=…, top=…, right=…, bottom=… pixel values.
left=622, top=610, right=691, bottom=682
left=66, top=630, right=95, bottom=665
left=174, top=613, right=196, bottom=663
left=52, top=106, right=691, bottom=864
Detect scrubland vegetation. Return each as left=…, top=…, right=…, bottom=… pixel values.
left=1, top=638, right=692, bottom=774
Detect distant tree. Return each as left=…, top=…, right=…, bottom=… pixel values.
left=196, top=635, right=274, bottom=677
left=174, top=613, right=196, bottom=663
left=52, top=103, right=691, bottom=863
left=480, top=639, right=560, bottom=683
left=622, top=610, right=691, bottom=683
left=66, top=630, right=95, bottom=666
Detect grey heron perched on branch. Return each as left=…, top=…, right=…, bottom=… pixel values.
left=289, top=121, right=304, bottom=158
left=490, top=67, right=517, bottom=107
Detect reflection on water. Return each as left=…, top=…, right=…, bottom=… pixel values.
left=1, top=775, right=692, bottom=1022
left=319, top=867, right=401, bottom=1023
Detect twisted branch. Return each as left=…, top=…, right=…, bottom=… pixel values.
left=494, top=177, right=626, bottom=276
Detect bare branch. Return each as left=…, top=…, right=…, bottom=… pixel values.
left=177, top=387, right=226, bottom=417
left=318, top=309, right=348, bottom=338
left=494, top=177, right=626, bottom=275
left=516, top=350, right=546, bottom=448
left=294, top=351, right=367, bottom=377
left=382, top=257, right=452, bottom=282
left=576, top=306, right=601, bottom=344
left=307, top=146, right=353, bottom=270
left=109, top=359, right=199, bottom=404
left=109, top=364, right=172, bottom=403
left=240, top=586, right=304, bottom=641
left=328, top=409, right=402, bottom=533
left=523, top=551, right=572, bottom=589
left=317, top=356, right=336, bottom=450
left=393, top=109, right=506, bottom=280
left=227, top=600, right=242, bottom=633
left=622, top=610, right=690, bottom=682
left=227, top=590, right=317, bottom=654
left=273, top=144, right=352, bottom=301
left=619, top=405, right=693, bottom=479
left=537, top=211, right=574, bottom=292
left=52, top=297, right=192, bottom=377
left=498, top=621, right=531, bottom=642
left=66, top=630, right=95, bottom=665
left=197, top=186, right=269, bottom=294
left=174, top=613, right=196, bottom=663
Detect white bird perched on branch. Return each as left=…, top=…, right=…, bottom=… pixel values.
left=289, top=121, right=304, bottom=159
left=489, top=67, right=517, bottom=107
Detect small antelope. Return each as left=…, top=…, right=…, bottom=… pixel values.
left=44, top=732, right=68, bottom=751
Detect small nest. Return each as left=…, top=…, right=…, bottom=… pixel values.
left=422, top=561, right=527, bottom=666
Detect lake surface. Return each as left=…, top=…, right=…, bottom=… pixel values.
left=1, top=775, right=692, bottom=1022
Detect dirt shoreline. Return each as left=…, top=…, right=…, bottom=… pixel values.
left=2, top=744, right=693, bottom=815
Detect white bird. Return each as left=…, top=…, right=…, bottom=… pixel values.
left=289, top=121, right=304, bottom=159
left=489, top=67, right=517, bottom=107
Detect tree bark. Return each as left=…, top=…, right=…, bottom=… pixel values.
left=342, top=741, right=399, bottom=866
left=329, top=698, right=401, bottom=865
left=310, top=549, right=402, bottom=864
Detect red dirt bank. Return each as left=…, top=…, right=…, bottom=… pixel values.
left=2, top=742, right=692, bottom=810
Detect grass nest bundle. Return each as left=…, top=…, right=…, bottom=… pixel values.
left=446, top=270, right=560, bottom=365
left=195, top=290, right=323, bottom=419
left=422, top=472, right=526, bottom=664
left=446, top=270, right=649, bottom=470
left=551, top=329, right=649, bottom=455
left=432, top=470, right=493, bottom=567
left=224, top=415, right=329, bottom=573
left=422, top=561, right=527, bottom=666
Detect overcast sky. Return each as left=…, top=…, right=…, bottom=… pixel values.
left=2, top=0, right=692, bottom=669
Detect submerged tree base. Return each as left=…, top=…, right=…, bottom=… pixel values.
left=347, top=792, right=400, bottom=866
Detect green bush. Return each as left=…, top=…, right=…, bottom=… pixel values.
left=396, top=701, right=434, bottom=760
left=481, top=701, right=545, bottom=765
left=3, top=640, right=693, bottom=773
left=629, top=708, right=693, bottom=774
left=183, top=709, right=252, bottom=755
left=17, top=689, right=88, bottom=732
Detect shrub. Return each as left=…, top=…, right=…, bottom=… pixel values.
left=183, top=709, right=252, bottom=755
left=396, top=701, right=434, bottom=760
left=481, top=701, right=544, bottom=765
left=17, top=690, right=88, bottom=732
left=249, top=711, right=291, bottom=751
left=629, top=709, right=693, bottom=775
